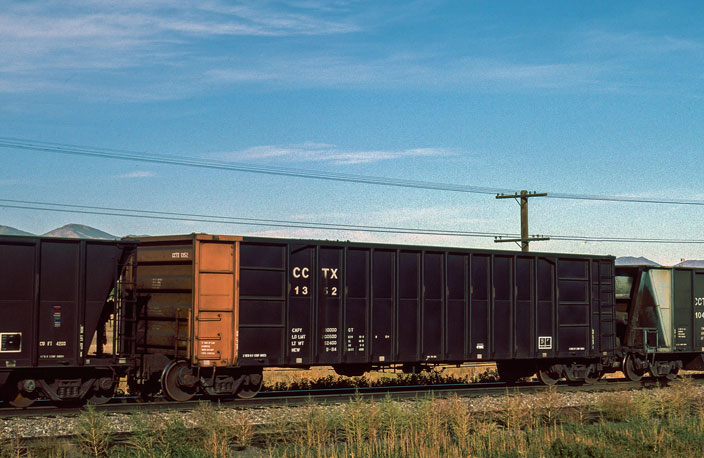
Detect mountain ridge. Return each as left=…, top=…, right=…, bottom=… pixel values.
left=0, top=224, right=117, bottom=239
left=0, top=225, right=35, bottom=236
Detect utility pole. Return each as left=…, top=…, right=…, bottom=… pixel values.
left=495, top=190, right=549, bottom=252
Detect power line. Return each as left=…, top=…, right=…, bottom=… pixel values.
left=0, top=137, right=509, bottom=195
left=2, top=198, right=704, bottom=244
left=0, top=199, right=510, bottom=238
left=3, top=136, right=704, bottom=206
left=547, top=192, right=704, bottom=206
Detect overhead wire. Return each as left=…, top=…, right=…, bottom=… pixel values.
left=4, top=136, right=704, bottom=206
left=0, top=199, right=510, bottom=238
left=2, top=198, right=704, bottom=244
left=0, top=137, right=509, bottom=195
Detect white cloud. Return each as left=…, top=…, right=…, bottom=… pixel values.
left=116, top=171, right=156, bottom=178
left=282, top=206, right=493, bottom=237
left=244, top=228, right=494, bottom=249
left=0, top=1, right=362, bottom=77
left=204, top=54, right=609, bottom=91
left=3, top=4, right=699, bottom=99
left=212, top=143, right=454, bottom=165
left=581, top=30, right=703, bottom=56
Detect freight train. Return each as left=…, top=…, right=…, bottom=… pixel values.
left=1, top=233, right=703, bottom=407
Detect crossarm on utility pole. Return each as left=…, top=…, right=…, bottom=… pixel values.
left=495, top=190, right=549, bottom=252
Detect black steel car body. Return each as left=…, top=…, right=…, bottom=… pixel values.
left=0, top=235, right=136, bottom=406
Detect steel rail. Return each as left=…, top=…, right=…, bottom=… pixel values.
left=0, top=376, right=691, bottom=419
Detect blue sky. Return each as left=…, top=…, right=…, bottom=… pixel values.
left=1, top=1, right=703, bottom=264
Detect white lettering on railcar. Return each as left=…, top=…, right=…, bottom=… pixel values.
left=199, top=340, right=218, bottom=357
left=290, top=327, right=307, bottom=354
left=242, top=353, right=267, bottom=358
left=538, top=336, right=553, bottom=350
left=346, top=328, right=366, bottom=353
left=323, top=326, right=339, bottom=353
left=321, top=268, right=339, bottom=279
left=292, top=267, right=310, bottom=279
left=695, top=297, right=704, bottom=306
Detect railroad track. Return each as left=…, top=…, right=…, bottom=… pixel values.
left=1, top=375, right=695, bottom=418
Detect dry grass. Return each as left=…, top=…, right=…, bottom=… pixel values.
left=74, top=404, right=113, bottom=457
left=266, top=363, right=494, bottom=383
left=258, top=378, right=704, bottom=457
left=262, top=363, right=497, bottom=391
left=10, top=374, right=704, bottom=457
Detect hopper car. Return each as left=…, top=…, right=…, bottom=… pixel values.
left=0, top=236, right=136, bottom=407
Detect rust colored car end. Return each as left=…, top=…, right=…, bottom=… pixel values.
left=130, top=234, right=242, bottom=370
left=193, top=236, right=241, bottom=367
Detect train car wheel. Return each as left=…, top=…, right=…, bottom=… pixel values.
left=86, top=387, right=115, bottom=405
left=6, top=390, right=36, bottom=408
left=623, top=355, right=645, bottom=382
left=161, top=360, right=197, bottom=402
left=537, top=368, right=559, bottom=386
left=665, top=367, right=679, bottom=381
left=584, top=365, right=601, bottom=385
left=87, top=376, right=116, bottom=405
left=236, top=372, right=263, bottom=399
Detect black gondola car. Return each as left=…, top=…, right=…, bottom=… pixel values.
left=129, top=234, right=616, bottom=400
left=0, top=236, right=136, bottom=407
left=238, top=238, right=616, bottom=385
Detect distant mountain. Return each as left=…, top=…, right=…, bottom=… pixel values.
left=0, top=225, right=35, bottom=236
left=42, top=224, right=118, bottom=240
left=675, top=260, right=704, bottom=267
left=615, top=256, right=660, bottom=266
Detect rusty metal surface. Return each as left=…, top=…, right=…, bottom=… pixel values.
left=133, top=235, right=240, bottom=369
left=193, top=239, right=238, bottom=367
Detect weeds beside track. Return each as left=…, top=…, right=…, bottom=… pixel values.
left=4, top=377, right=704, bottom=457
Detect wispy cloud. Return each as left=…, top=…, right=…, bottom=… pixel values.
left=212, top=142, right=454, bottom=165
left=3, top=3, right=702, bottom=99
left=204, top=55, right=607, bottom=90
left=580, top=30, right=703, bottom=57
left=246, top=228, right=496, bottom=250
left=116, top=171, right=156, bottom=178
left=290, top=206, right=490, bottom=227
left=0, top=1, right=362, bottom=84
